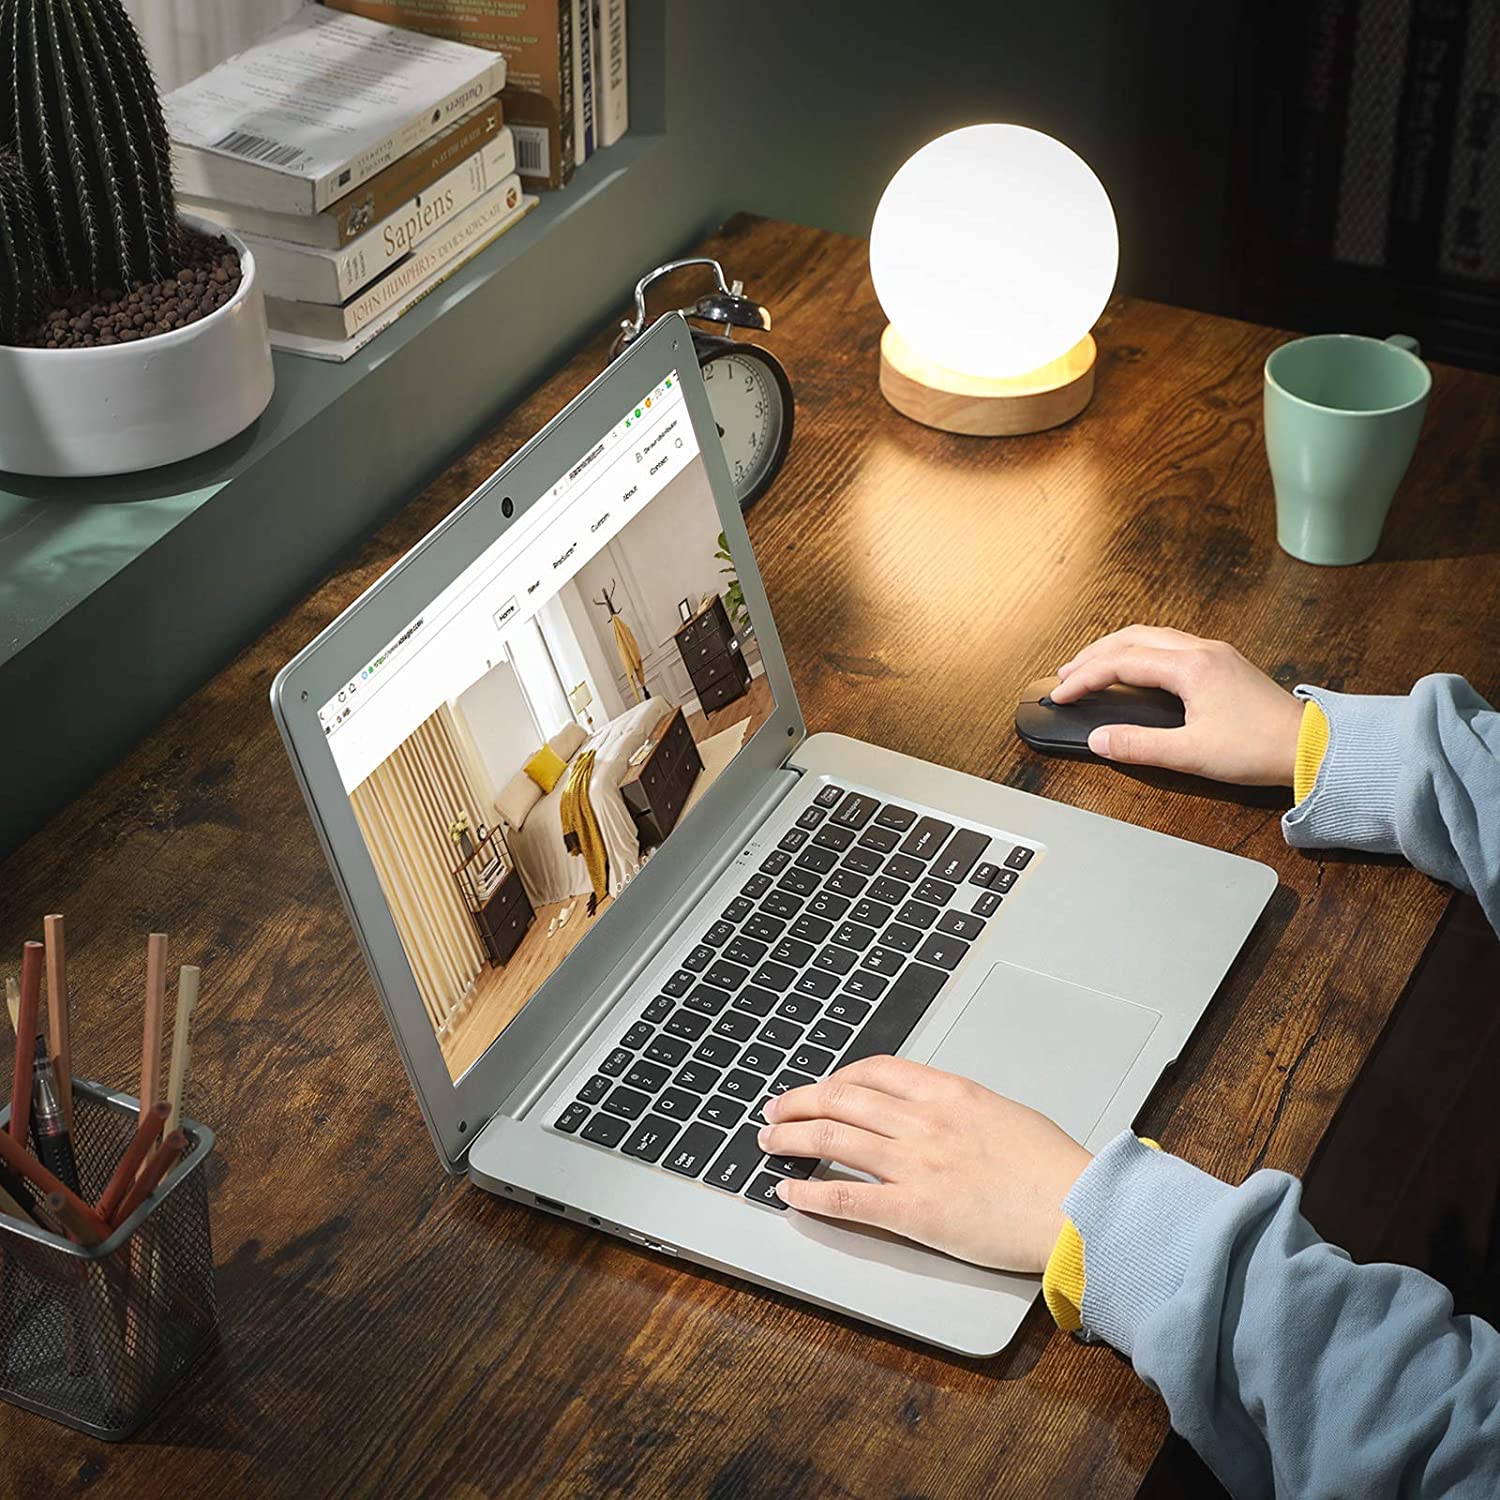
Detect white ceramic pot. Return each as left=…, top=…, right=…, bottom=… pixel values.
left=0, top=214, right=275, bottom=478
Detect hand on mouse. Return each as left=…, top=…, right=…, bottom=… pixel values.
left=759, top=1055, right=1092, bottom=1273
left=1049, top=625, right=1304, bottom=785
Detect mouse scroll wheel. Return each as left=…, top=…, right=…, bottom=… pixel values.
left=1039, top=695, right=1056, bottom=708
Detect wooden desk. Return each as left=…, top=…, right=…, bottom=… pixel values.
left=2, top=215, right=1497, bottom=1496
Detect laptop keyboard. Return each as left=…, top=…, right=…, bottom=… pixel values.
left=551, top=785, right=1035, bottom=1209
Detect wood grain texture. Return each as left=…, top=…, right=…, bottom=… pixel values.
left=1, top=214, right=1497, bottom=1497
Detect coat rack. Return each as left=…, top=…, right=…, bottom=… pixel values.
left=592, top=581, right=649, bottom=703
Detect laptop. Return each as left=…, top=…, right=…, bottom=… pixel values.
left=271, top=311, right=1275, bottom=1355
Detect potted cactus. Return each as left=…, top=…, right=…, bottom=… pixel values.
left=0, top=0, right=274, bottom=477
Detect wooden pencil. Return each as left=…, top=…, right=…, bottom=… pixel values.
left=10, top=942, right=43, bottom=1142
left=48, top=1190, right=105, bottom=1248
left=0, top=1127, right=109, bottom=1237
left=141, top=932, right=168, bottom=1113
left=164, top=965, right=199, bottom=1136
left=4, top=975, right=17, bottom=1035
left=111, top=1130, right=187, bottom=1228
left=43, top=914, right=72, bottom=1130
left=0, top=1180, right=33, bottom=1225
left=96, top=1102, right=169, bottom=1222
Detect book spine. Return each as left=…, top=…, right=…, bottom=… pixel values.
left=559, top=0, right=577, bottom=184
left=599, top=0, right=628, bottom=147
left=1438, top=0, right=1499, bottom=281
left=575, top=0, right=595, bottom=161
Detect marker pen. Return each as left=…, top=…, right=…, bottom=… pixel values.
left=30, top=1037, right=81, bottom=1195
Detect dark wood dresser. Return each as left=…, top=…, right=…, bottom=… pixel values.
left=619, top=706, right=702, bottom=848
left=673, top=593, right=750, bottom=715
left=455, top=832, right=535, bottom=964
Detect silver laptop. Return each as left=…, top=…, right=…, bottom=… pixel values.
left=271, top=312, right=1275, bottom=1355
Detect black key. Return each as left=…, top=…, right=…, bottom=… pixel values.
left=752, top=960, right=798, bottom=991
left=761, top=888, right=802, bottom=920
left=813, top=943, right=858, bottom=975
left=831, top=791, right=879, bottom=828
left=850, top=898, right=894, bottom=929
left=797, top=805, right=827, bottom=829
left=868, top=877, right=910, bottom=908
left=938, top=910, right=986, bottom=941
left=884, top=854, right=926, bottom=884
left=749, top=1095, right=775, bottom=1125
left=733, top=984, right=778, bottom=1017
left=760, top=849, right=791, bottom=875
left=875, top=803, right=918, bottom=832
left=858, top=824, right=900, bottom=854
left=971, top=862, right=1001, bottom=889
left=933, top=829, right=991, bottom=884
left=624, top=1059, right=670, bottom=1093
left=915, top=933, right=969, bottom=971
left=582, top=1112, right=630, bottom=1148
left=577, top=1074, right=611, bottom=1104
left=862, top=946, right=905, bottom=976
left=555, top=1101, right=589, bottom=1133
left=722, top=895, right=754, bottom=923
left=812, top=823, right=855, bottom=852
left=655, top=1086, right=700, bottom=1119
left=775, top=996, right=820, bottom=1026
left=741, top=872, right=772, bottom=898
left=841, top=970, right=889, bottom=1001
left=831, top=920, right=876, bottom=952
left=743, top=911, right=785, bottom=944
left=766, top=1154, right=817, bottom=1179
left=826, top=994, right=873, bottom=1025
left=769, top=1068, right=816, bottom=1096
left=724, top=935, right=768, bottom=967
left=704, top=919, right=736, bottom=947
left=1006, top=846, right=1035, bottom=870
left=719, top=1068, right=763, bottom=1098
left=664, top=1121, right=726, bottom=1177
left=900, top=816, right=954, bottom=861
left=880, top=923, right=922, bottom=954
left=683, top=944, right=714, bottom=972
left=602, top=1085, right=651, bottom=1120
left=642, top=994, right=673, bottom=1023
left=991, top=868, right=1019, bottom=892
left=705, top=1126, right=766, bottom=1193
left=622, top=1114, right=681, bottom=1163
left=705, top=960, right=749, bottom=992
left=746, top=1171, right=790, bottom=1209
left=914, top=877, right=957, bottom=906
left=759, top=1018, right=802, bottom=1049
left=741, top=1042, right=787, bottom=1074
left=841, top=962, right=949, bottom=1067
left=778, top=866, right=820, bottom=897
left=795, top=845, right=838, bottom=875
left=645, top=1034, right=690, bottom=1066
left=674, top=1061, right=723, bottom=1094
left=790, top=1042, right=836, bottom=1075
left=662, top=970, right=693, bottom=998
left=769, top=936, right=816, bottom=968
left=600, top=1047, right=632, bottom=1076
left=699, top=1094, right=747, bottom=1129
left=842, top=845, right=885, bottom=877
left=778, top=827, right=809, bottom=852
left=826, top=868, right=868, bottom=898
left=972, top=890, right=1002, bottom=917
left=664, top=1009, right=709, bottom=1041
left=896, top=899, right=939, bottom=929
left=694, top=1036, right=740, bottom=1068
left=809, top=1017, right=853, bottom=1050
left=790, top=912, right=833, bottom=944
left=807, top=890, right=851, bottom=920
left=713, top=1009, right=758, bottom=1042
left=685, top=983, right=730, bottom=1016
left=794, top=968, right=838, bottom=999
left=814, top=783, right=845, bottom=808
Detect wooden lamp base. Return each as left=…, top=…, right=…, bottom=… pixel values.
left=878, top=325, right=1097, bottom=436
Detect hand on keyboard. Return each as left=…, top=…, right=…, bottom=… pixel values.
left=757, top=1055, right=1092, bottom=1274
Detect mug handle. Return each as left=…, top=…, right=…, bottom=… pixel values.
left=1385, top=334, right=1421, bottom=356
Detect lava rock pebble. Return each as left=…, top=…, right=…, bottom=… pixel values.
left=14, top=231, right=242, bottom=350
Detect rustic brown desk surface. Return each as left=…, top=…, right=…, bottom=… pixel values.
left=3, top=215, right=1498, bottom=1497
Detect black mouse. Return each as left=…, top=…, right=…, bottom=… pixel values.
left=1015, top=676, right=1186, bottom=757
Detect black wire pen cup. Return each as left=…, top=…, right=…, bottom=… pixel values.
left=0, top=1079, right=217, bottom=1439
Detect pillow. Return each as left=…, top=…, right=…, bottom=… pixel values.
left=548, top=722, right=587, bottom=764
left=495, top=768, right=543, bottom=830
left=524, top=743, right=568, bottom=794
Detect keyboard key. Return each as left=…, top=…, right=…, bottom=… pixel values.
left=743, top=911, right=785, bottom=944
left=664, top=1122, right=726, bottom=1177
left=746, top=1171, right=790, bottom=1209
left=600, top=1047, right=632, bottom=1076
left=662, top=970, right=693, bottom=998
left=760, top=1016, right=804, bottom=1048
left=760, top=849, right=791, bottom=874
left=991, top=868, right=1018, bottom=892
left=741, top=873, right=772, bottom=898
left=602, top=1085, right=651, bottom=1120
left=807, top=890, right=851, bottom=920
left=761, top=889, right=802, bottom=919
left=722, top=896, right=754, bottom=923
left=577, top=1074, right=611, bottom=1104
left=850, top=898, right=894, bottom=929
left=779, top=827, right=810, bottom=852
left=685, top=984, right=730, bottom=1016
left=694, top=1035, right=740, bottom=1068
left=814, top=783, right=845, bottom=808
left=831, top=920, right=876, bottom=951
left=1006, top=846, right=1035, bottom=870
left=971, top=862, right=1001, bottom=889
left=624, top=1059, right=670, bottom=1093
left=770, top=936, right=815, bottom=968
left=875, top=803, right=918, bottom=832
left=704, top=919, right=736, bottom=947
left=724, top=935, right=768, bottom=967
left=884, top=854, right=926, bottom=884
left=879, top=923, right=922, bottom=954
left=914, top=877, right=957, bottom=906
left=674, top=1061, right=723, bottom=1094
left=841, top=962, right=949, bottom=1067
left=796, top=805, right=827, bottom=829
left=809, top=1017, right=853, bottom=1050
left=778, top=866, right=820, bottom=896
left=704, top=960, right=749, bottom=992
left=769, top=1068, right=816, bottom=1096
left=582, top=1112, right=630, bottom=1148
left=705, top=1126, right=766, bottom=1192
left=842, top=846, right=884, bottom=877
left=841, top=971, right=888, bottom=1001
left=656, top=1086, right=700, bottom=1119
left=642, top=995, right=673, bottom=1023
left=683, top=944, right=714, bottom=972
left=900, top=816, right=954, bottom=861
left=914, top=933, right=969, bottom=971
left=555, top=1101, right=589, bottom=1133
left=790, top=1042, right=836, bottom=1075
left=826, top=869, right=868, bottom=898
left=775, top=996, right=820, bottom=1026
left=645, top=1034, right=690, bottom=1066
left=812, top=823, right=855, bottom=852
left=622, top=1114, right=681, bottom=1164
left=741, top=1042, right=787, bottom=1074
left=858, top=824, right=900, bottom=854
left=752, top=960, right=798, bottom=991
left=831, top=791, right=880, bottom=828
left=749, top=1095, right=775, bottom=1125
left=766, top=1154, right=817, bottom=1179
left=938, top=910, right=986, bottom=941
left=664, top=1010, right=709, bottom=1041
left=862, top=946, right=905, bottom=976
left=713, top=1009, right=758, bottom=1042
left=733, top=984, right=778, bottom=1016
left=795, top=845, right=838, bottom=874
left=932, top=829, right=991, bottom=884
left=794, top=968, right=838, bottom=998
left=825, top=994, right=872, bottom=1025
left=719, top=1068, right=763, bottom=1098
left=868, top=876, right=910, bottom=906
left=813, top=943, right=858, bottom=975
left=972, top=890, right=1002, bottom=917
left=790, top=912, right=833, bottom=944
left=895, top=899, right=939, bottom=930
left=699, top=1094, right=747, bottom=1129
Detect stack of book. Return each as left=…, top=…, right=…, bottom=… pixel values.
left=163, top=4, right=536, bottom=361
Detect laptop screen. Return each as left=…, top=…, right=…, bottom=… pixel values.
left=319, top=371, right=772, bottom=1081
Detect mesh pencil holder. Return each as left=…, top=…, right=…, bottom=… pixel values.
left=0, top=1079, right=218, bottom=1439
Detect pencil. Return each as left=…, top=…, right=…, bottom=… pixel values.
left=48, top=1190, right=105, bottom=1248
left=4, top=975, right=17, bottom=1035
left=43, top=914, right=72, bottom=1131
left=0, top=1180, right=33, bottom=1224
left=141, top=932, right=168, bottom=1113
left=10, top=941, right=42, bottom=1142
left=164, top=965, right=199, bottom=1137
left=96, top=1102, right=168, bottom=1222
left=0, top=1126, right=109, bottom=1237
left=110, top=1129, right=187, bottom=1228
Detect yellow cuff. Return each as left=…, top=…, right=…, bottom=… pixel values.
left=1293, top=701, right=1330, bottom=804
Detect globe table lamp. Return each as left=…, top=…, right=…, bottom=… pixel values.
left=871, top=124, right=1118, bottom=436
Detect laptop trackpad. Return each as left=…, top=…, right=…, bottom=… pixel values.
left=924, top=963, right=1161, bottom=1143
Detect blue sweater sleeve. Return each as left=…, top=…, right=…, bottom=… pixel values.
left=1066, top=1134, right=1500, bottom=1499
left=1282, top=674, right=1500, bottom=933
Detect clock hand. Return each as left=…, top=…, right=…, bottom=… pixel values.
left=716, top=423, right=725, bottom=438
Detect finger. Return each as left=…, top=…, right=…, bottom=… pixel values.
left=1088, top=721, right=1205, bottom=773
left=1046, top=645, right=1192, bottom=704
left=757, top=1118, right=903, bottom=1179
left=833, top=1053, right=955, bottom=1101
left=773, top=1173, right=906, bottom=1232
left=1056, top=625, right=1197, bottom=678
left=765, top=1076, right=921, bottom=1138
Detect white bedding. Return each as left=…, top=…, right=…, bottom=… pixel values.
left=506, top=698, right=671, bottom=906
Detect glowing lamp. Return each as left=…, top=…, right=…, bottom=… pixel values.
left=871, top=124, right=1118, bottom=435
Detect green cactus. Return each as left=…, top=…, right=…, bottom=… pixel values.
left=0, top=0, right=180, bottom=297
left=0, top=149, right=49, bottom=343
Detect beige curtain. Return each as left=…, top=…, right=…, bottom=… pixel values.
left=350, top=704, right=487, bottom=1033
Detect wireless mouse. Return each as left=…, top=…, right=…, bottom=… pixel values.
left=1015, top=676, right=1186, bottom=757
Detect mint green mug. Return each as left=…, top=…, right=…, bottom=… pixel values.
left=1263, top=333, right=1431, bottom=566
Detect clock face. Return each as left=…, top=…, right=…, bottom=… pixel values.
left=701, top=348, right=787, bottom=504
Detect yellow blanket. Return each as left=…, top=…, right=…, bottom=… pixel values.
left=558, top=749, right=609, bottom=913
